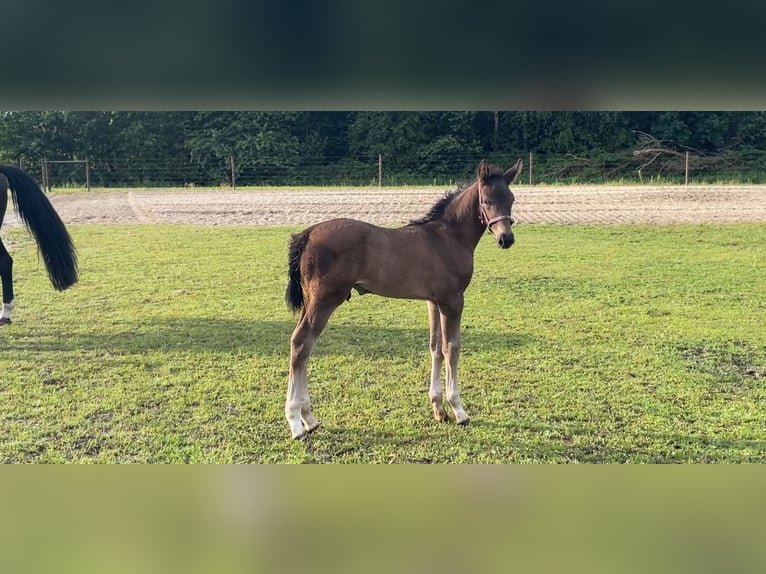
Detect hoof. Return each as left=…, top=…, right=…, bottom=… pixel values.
left=0, top=318, right=11, bottom=326
left=288, top=417, right=306, bottom=440
left=451, top=406, right=470, bottom=426
left=292, top=422, right=320, bottom=440
left=456, top=417, right=470, bottom=426
left=292, top=429, right=308, bottom=440
left=432, top=404, right=448, bottom=423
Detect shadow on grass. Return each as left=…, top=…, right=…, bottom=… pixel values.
left=298, top=424, right=451, bottom=463
left=5, top=317, right=537, bottom=358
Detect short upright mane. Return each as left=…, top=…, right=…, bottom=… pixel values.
left=407, top=162, right=507, bottom=226
left=408, top=183, right=471, bottom=226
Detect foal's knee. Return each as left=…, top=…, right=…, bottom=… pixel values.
left=442, top=338, right=460, bottom=358
left=429, top=334, right=443, bottom=358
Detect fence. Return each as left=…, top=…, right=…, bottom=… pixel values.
left=18, top=149, right=766, bottom=190
left=40, top=159, right=92, bottom=191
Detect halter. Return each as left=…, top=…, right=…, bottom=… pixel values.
left=478, top=184, right=514, bottom=232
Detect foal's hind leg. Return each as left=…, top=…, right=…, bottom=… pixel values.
left=286, top=311, right=321, bottom=439
left=427, top=301, right=447, bottom=422
left=286, top=291, right=345, bottom=439
left=0, top=240, right=14, bottom=326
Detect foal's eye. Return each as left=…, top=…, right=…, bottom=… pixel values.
left=481, top=200, right=492, bottom=207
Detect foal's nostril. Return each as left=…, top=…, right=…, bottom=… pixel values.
left=499, top=234, right=514, bottom=249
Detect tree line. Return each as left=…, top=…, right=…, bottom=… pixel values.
left=2, top=111, right=766, bottom=186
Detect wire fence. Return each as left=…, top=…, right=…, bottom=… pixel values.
left=17, top=149, right=766, bottom=190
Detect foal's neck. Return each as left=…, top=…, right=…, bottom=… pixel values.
left=444, top=182, right=485, bottom=248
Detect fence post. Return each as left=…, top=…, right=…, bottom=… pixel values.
left=41, top=159, right=49, bottom=191
left=528, top=152, right=533, bottom=186
left=684, top=151, right=689, bottom=186
left=378, top=154, right=382, bottom=189
left=230, top=156, right=236, bottom=190
left=85, top=158, right=91, bottom=191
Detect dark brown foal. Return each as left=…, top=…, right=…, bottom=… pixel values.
left=284, top=159, right=522, bottom=439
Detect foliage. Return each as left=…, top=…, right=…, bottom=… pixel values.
left=1, top=222, right=764, bottom=463
left=4, top=112, right=766, bottom=185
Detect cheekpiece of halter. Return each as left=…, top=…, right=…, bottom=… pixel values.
left=479, top=197, right=513, bottom=233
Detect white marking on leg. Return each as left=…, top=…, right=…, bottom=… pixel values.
left=444, top=335, right=469, bottom=424
left=285, top=372, right=307, bottom=439
left=429, top=352, right=446, bottom=421
left=1, top=299, right=15, bottom=320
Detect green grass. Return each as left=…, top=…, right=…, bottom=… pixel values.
left=1, top=223, right=764, bottom=463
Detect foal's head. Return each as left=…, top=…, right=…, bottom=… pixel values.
left=477, top=159, right=522, bottom=249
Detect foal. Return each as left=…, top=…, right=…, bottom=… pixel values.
left=284, top=159, right=522, bottom=439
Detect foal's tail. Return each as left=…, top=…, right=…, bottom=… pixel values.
left=285, top=229, right=310, bottom=312
left=0, top=165, right=78, bottom=291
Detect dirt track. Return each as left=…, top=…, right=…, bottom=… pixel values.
left=6, top=185, right=766, bottom=227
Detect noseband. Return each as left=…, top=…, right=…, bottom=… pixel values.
left=478, top=185, right=514, bottom=232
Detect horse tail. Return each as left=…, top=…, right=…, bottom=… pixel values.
left=285, top=229, right=310, bottom=312
left=0, top=165, right=78, bottom=291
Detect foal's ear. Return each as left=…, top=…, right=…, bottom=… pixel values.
left=477, top=159, right=492, bottom=182
left=503, top=159, right=523, bottom=185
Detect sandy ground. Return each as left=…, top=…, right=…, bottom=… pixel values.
left=5, top=184, right=766, bottom=227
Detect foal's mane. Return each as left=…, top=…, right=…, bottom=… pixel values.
left=408, top=185, right=469, bottom=226
left=408, top=162, right=506, bottom=226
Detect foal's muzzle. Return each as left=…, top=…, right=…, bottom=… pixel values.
left=498, top=232, right=515, bottom=249
left=489, top=219, right=514, bottom=249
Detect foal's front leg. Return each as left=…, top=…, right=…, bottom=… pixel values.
left=427, top=301, right=447, bottom=422
left=440, top=295, right=469, bottom=425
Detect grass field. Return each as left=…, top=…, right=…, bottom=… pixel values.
left=1, top=223, right=764, bottom=463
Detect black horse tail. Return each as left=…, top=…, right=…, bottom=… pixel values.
left=0, top=165, right=78, bottom=291
left=285, top=229, right=310, bottom=312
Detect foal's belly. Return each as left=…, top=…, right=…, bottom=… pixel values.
left=345, top=225, right=469, bottom=301
left=354, top=279, right=432, bottom=301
